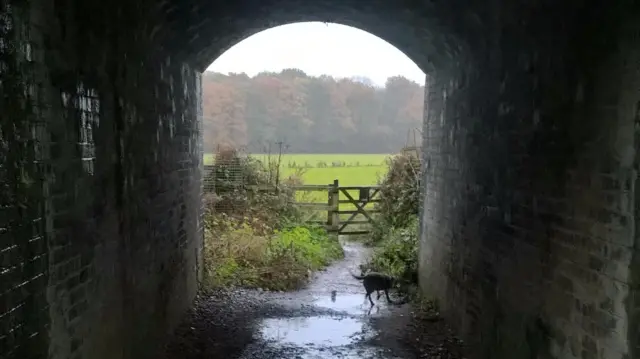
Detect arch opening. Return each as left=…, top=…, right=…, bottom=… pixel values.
left=161, top=0, right=470, bottom=74
left=202, top=21, right=426, bottom=155
left=3, top=1, right=639, bottom=359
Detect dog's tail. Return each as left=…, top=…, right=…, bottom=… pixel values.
left=348, top=269, right=365, bottom=280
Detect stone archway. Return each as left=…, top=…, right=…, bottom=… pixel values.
left=1, top=1, right=639, bottom=359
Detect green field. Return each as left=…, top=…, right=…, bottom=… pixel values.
left=204, top=153, right=392, bottom=223
left=204, top=153, right=390, bottom=186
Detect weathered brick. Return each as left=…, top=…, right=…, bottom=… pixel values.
left=419, top=5, right=640, bottom=359
left=2, top=1, right=640, bottom=359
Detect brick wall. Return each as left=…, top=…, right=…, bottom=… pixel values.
left=0, top=1, right=203, bottom=359
left=0, top=2, right=50, bottom=358
left=3, top=1, right=640, bottom=359
left=420, top=5, right=640, bottom=359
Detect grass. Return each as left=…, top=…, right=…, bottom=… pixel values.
left=204, top=153, right=389, bottom=169
left=204, top=153, right=389, bottom=187
left=204, top=216, right=344, bottom=291
left=204, top=152, right=390, bottom=202
left=202, top=150, right=420, bottom=294
left=289, top=166, right=384, bottom=186
left=204, top=152, right=393, bottom=241
left=203, top=149, right=364, bottom=293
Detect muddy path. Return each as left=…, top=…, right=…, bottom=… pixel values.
left=163, top=239, right=465, bottom=359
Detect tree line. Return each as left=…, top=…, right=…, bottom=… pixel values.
left=202, top=68, right=424, bottom=154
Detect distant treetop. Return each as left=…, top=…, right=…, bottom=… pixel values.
left=202, top=68, right=424, bottom=154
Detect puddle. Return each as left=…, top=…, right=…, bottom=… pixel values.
left=314, top=293, right=368, bottom=313
left=270, top=346, right=404, bottom=359
left=259, top=316, right=373, bottom=347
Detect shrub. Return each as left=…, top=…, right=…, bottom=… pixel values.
left=375, top=152, right=421, bottom=231
left=203, top=148, right=304, bottom=229
left=363, top=216, right=419, bottom=286
left=364, top=152, right=421, bottom=246
left=202, top=147, right=344, bottom=292
left=361, top=152, right=421, bottom=295
left=203, top=216, right=343, bottom=291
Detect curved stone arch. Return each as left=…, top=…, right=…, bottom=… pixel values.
left=3, top=1, right=640, bottom=359
left=159, top=0, right=473, bottom=73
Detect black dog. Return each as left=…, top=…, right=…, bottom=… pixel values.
left=351, top=271, right=395, bottom=306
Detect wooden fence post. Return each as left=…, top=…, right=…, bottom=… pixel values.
left=327, top=179, right=339, bottom=233
left=327, top=181, right=333, bottom=229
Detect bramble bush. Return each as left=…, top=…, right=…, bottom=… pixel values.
left=203, top=215, right=343, bottom=291
left=374, top=152, right=420, bottom=234
left=202, top=148, right=343, bottom=291
left=364, top=217, right=419, bottom=288
left=362, top=152, right=421, bottom=292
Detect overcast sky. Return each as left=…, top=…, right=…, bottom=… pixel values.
left=206, top=22, right=425, bottom=86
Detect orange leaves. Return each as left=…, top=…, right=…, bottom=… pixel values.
left=201, top=70, right=425, bottom=153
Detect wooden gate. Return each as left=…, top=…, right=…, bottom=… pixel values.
left=291, top=179, right=380, bottom=236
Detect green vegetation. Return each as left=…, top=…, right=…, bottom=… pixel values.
left=200, top=68, right=426, bottom=294
left=361, top=152, right=422, bottom=295
left=291, top=164, right=384, bottom=217
left=204, top=215, right=343, bottom=291
left=202, top=149, right=344, bottom=291
left=204, top=153, right=388, bottom=183
left=371, top=153, right=421, bottom=231
left=291, top=166, right=382, bottom=186
left=204, top=152, right=390, bottom=216
left=202, top=149, right=422, bottom=296
left=245, top=153, right=388, bottom=167
left=366, top=217, right=419, bottom=288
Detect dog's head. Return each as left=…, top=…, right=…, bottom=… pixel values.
left=358, top=264, right=367, bottom=273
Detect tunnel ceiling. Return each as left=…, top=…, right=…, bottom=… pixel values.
left=158, top=0, right=481, bottom=73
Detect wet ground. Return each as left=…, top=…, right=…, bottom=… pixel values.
left=164, top=239, right=466, bottom=359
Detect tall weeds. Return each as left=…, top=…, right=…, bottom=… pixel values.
left=363, top=152, right=421, bottom=292
left=202, top=148, right=343, bottom=291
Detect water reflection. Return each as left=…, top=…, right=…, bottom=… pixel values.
left=259, top=316, right=366, bottom=347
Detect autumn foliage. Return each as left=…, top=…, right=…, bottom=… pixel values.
left=202, top=69, right=424, bottom=154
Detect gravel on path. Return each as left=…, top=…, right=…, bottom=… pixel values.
left=163, top=239, right=467, bottom=359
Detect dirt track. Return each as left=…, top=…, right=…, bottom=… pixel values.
left=163, top=239, right=466, bottom=359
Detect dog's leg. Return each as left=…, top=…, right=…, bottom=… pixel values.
left=366, top=291, right=375, bottom=306
left=384, top=289, right=393, bottom=304
left=376, top=291, right=382, bottom=300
